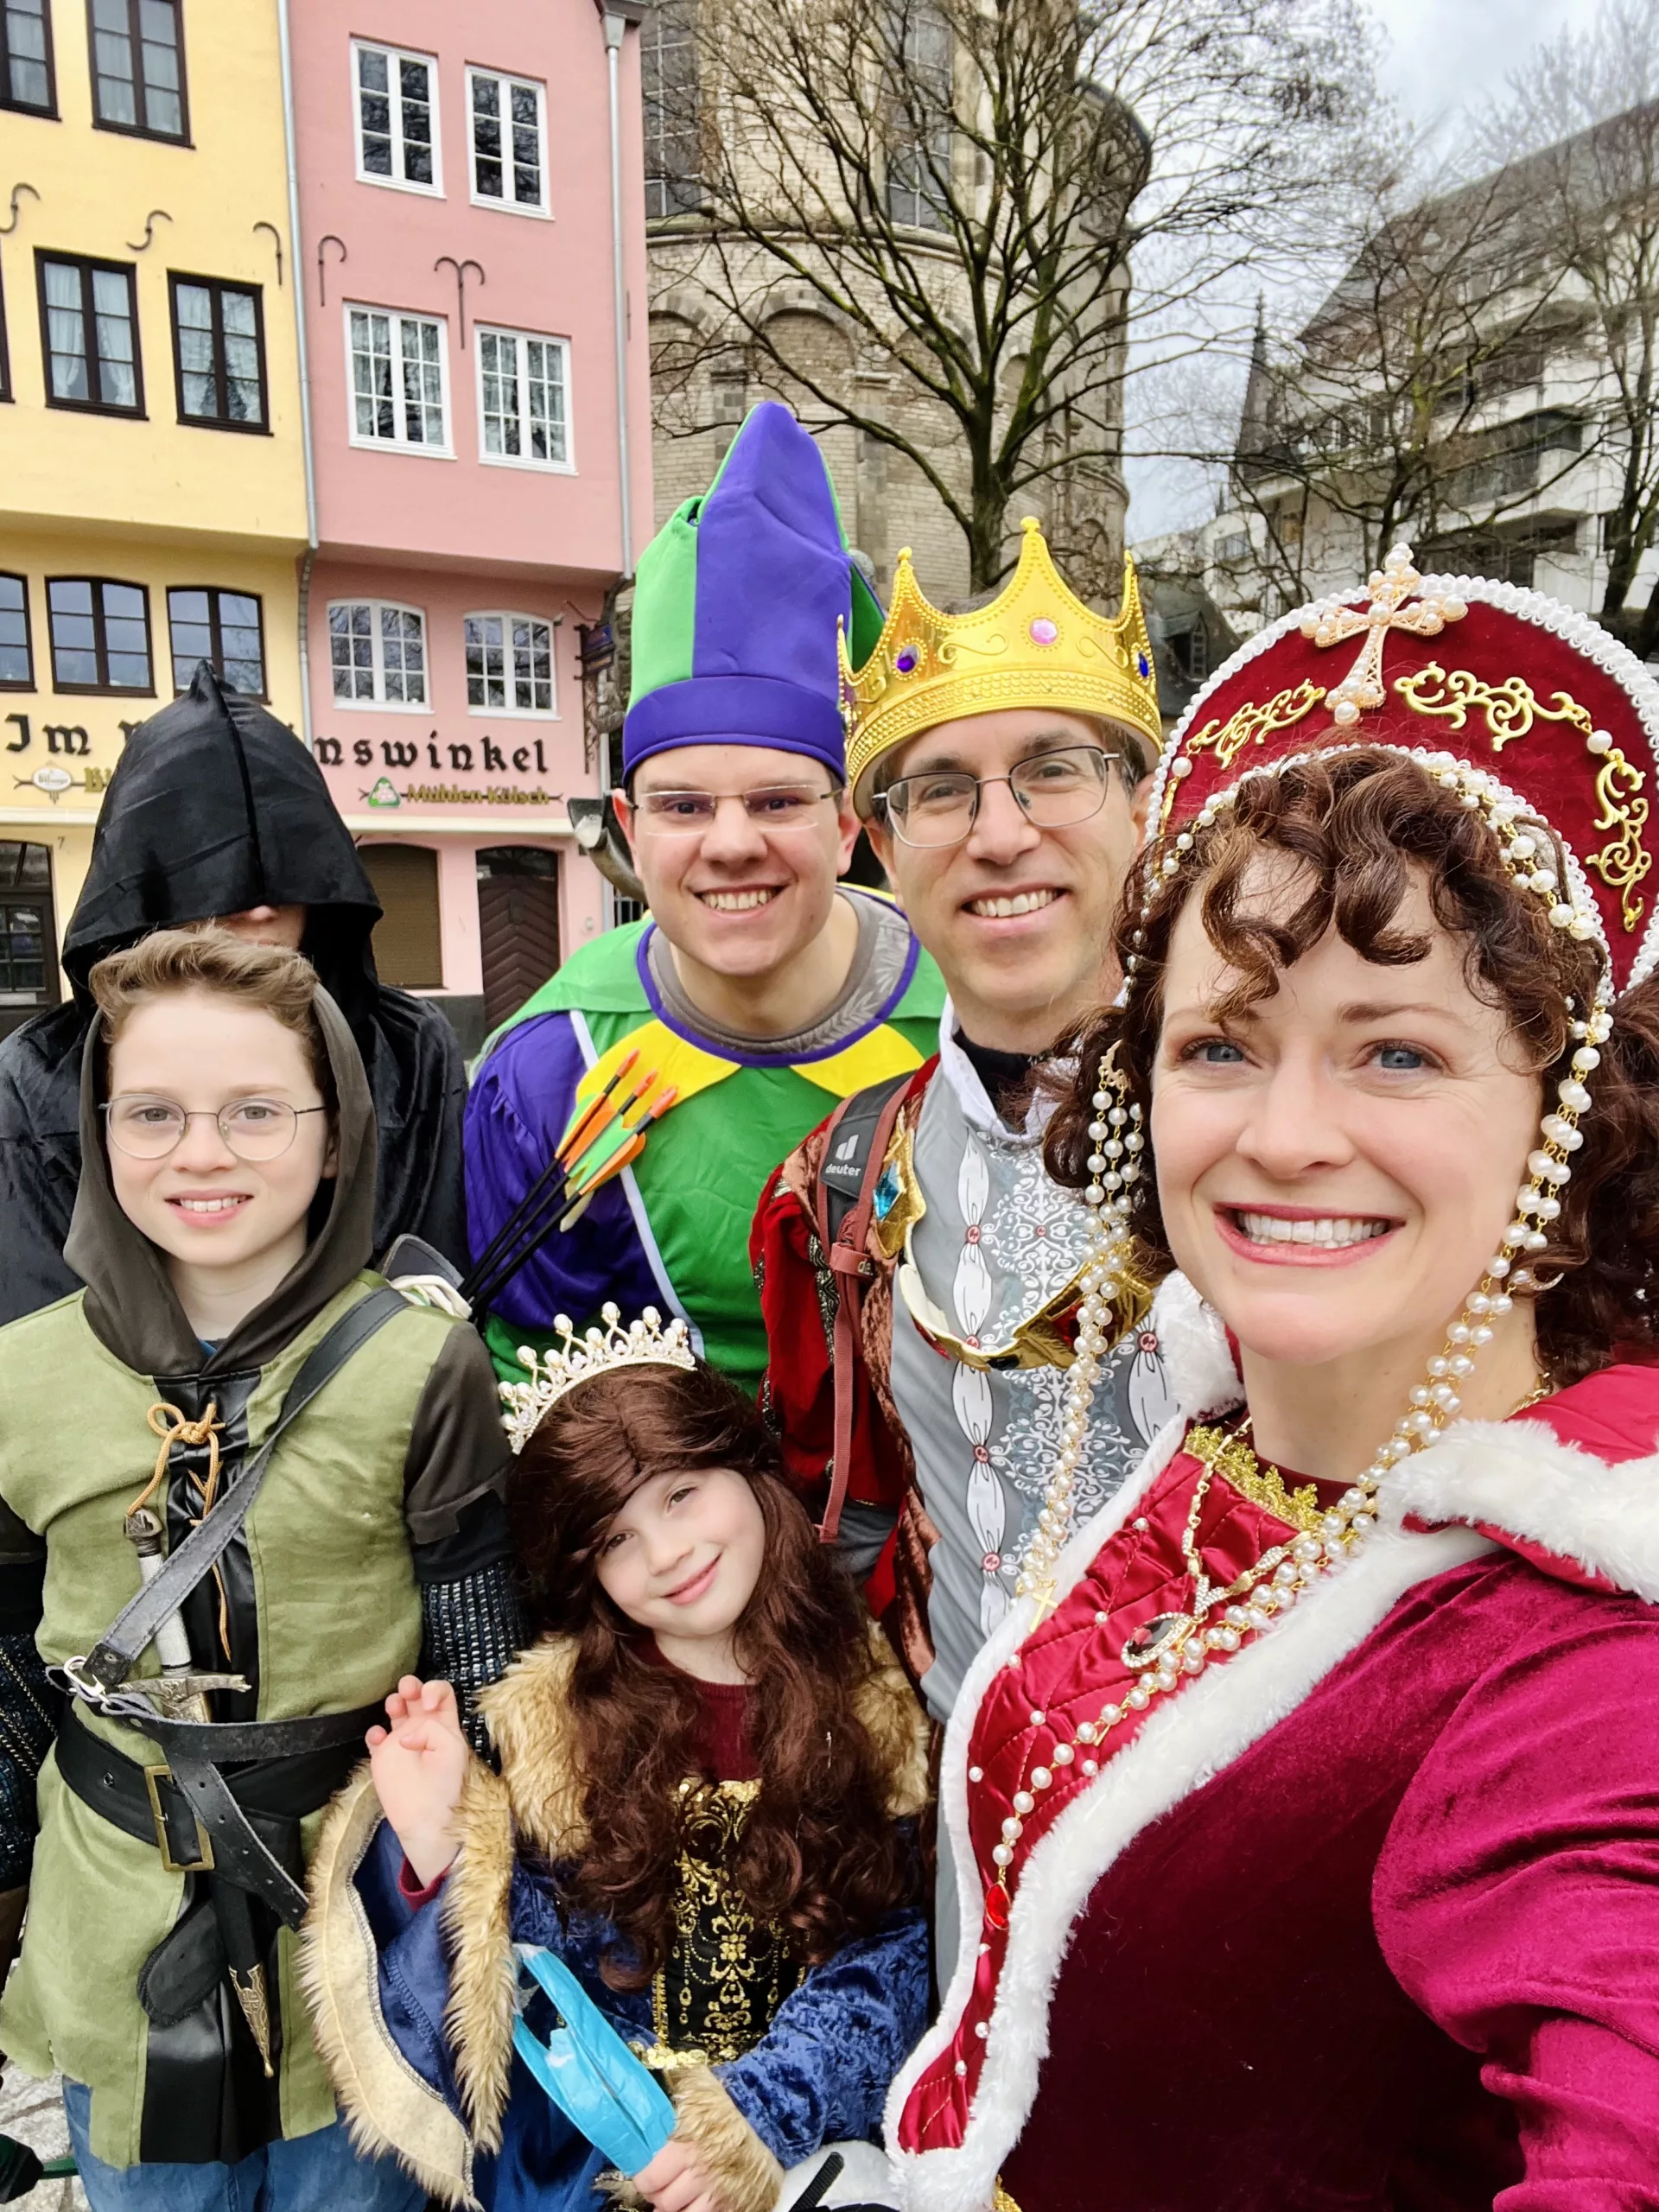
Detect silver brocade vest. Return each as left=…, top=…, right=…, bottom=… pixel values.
left=887, top=1026, right=1177, bottom=1728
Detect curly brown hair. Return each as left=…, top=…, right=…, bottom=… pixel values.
left=1046, top=747, right=1659, bottom=1384
left=507, top=1358, right=915, bottom=1983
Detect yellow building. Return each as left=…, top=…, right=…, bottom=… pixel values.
left=0, top=0, right=306, bottom=1026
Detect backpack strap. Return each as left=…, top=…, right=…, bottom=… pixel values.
left=811, top=1069, right=918, bottom=1544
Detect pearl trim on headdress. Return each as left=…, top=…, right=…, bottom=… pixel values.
left=1147, top=571, right=1659, bottom=991
left=1015, top=742, right=1614, bottom=1619
left=498, top=1302, right=696, bottom=1454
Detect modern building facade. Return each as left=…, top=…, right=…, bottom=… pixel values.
left=285, top=0, right=652, bottom=1048
left=0, top=0, right=308, bottom=1033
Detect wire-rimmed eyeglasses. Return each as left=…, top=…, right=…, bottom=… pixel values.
left=873, top=744, right=1118, bottom=849
left=102, top=1096, right=327, bottom=1161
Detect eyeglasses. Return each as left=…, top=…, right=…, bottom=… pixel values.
left=102, top=1096, right=327, bottom=1161
left=874, top=744, right=1117, bottom=849
left=631, top=786, right=837, bottom=835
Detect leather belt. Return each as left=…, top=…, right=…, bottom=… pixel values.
left=55, top=1700, right=374, bottom=1925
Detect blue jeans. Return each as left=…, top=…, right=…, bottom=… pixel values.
left=62, top=2083, right=426, bottom=2212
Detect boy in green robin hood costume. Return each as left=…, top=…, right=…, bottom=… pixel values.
left=0, top=928, right=520, bottom=2209
left=464, top=401, right=943, bottom=1394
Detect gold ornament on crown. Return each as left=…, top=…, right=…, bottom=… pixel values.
left=499, top=1302, right=696, bottom=1454
left=841, top=518, right=1163, bottom=796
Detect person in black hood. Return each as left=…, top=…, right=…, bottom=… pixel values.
left=0, top=664, right=466, bottom=1325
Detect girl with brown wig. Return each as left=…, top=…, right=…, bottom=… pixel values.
left=303, top=1314, right=930, bottom=2212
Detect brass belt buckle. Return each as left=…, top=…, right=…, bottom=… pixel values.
left=143, top=1764, right=214, bottom=1874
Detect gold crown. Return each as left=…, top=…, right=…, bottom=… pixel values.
left=842, top=518, right=1162, bottom=799
left=499, top=1302, right=696, bottom=1454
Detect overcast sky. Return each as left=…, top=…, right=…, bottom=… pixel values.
left=1123, top=0, right=1608, bottom=538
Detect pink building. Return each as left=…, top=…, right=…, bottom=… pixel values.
left=285, top=0, right=652, bottom=1047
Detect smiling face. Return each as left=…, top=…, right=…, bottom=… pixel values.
left=613, top=743, right=859, bottom=984
left=105, top=988, right=336, bottom=1279
left=593, top=1464, right=767, bottom=1675
left=1151, top=862, right=1544, bottom=1373
left=867, top=707, right=1147, bottom=1053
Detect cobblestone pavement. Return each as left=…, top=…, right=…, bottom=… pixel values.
left=0, top=2069, right=86, bottom=2209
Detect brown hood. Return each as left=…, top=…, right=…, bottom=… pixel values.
left=64, top=986, right=379, bottom=1376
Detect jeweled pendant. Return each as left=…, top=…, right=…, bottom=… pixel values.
left=983, top=1883, right=1011, bottom=1932
left=1122, top=1611, right=1193, bottom=1669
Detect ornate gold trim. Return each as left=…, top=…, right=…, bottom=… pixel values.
left=1181, top=680, right=1326, bottom=781
left=1185, top=1423, right=1324, bottom=1535
left=1395, top=663, right=1651, bottom=928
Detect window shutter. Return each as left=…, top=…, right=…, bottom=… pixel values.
left=359, top=843, right=443, bottom=988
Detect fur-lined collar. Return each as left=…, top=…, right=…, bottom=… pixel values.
left=884, top=1277, right=1659, bottom=2211
left=478, top=1620, right=931, bottom=1865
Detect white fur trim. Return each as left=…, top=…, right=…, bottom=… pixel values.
left=1389, top=1418, right=1659, bottom=1602
left=887, top=1512, right=1491, bottom=2212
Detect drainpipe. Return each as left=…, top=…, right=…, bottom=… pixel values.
left=277, top=0, right=320, bottom=747
left=599, top=2, right=645, bottom=582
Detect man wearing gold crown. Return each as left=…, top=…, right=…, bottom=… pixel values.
left=752, top=521, right=1175, bottom=1758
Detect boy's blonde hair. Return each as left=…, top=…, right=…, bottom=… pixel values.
left=87, top=928, right=336, bottom=1112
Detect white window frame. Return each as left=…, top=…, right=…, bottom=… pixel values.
left=326, top=599, right=430, bottom=713
left=474, top=324, right=574, bottom=474
left=465, top=65, right=550, bottom=218
left=351, top=38, right=443, bottom=196
left=463, top=610, right=560, bottom=719
left=344, top=303, right=453, bottom=458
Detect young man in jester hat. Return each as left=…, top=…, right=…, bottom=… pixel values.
left=753, top=523, right=1178, bottom=1764
left=465, top=403, right=943, bottom=1391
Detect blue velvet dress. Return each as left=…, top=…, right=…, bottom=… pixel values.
left=311, top=1653, right=931, bottom=2212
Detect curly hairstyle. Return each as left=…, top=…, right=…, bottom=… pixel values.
left=507, top=1358, right=915, bottom=1983
left=1045, top=747, right=1659, bottom=1385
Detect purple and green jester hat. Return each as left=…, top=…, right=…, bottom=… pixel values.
left=621, top=399, right=886, bottom=780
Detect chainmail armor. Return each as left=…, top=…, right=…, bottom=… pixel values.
left=0, top=1630, right=60, bottom=1889
left=420, top=1561, right=525, bottom=1753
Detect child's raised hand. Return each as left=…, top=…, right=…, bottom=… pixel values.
left=365, top=1675, right=471, bottom=1888
left=631, top=2135, right=729, bottom=2212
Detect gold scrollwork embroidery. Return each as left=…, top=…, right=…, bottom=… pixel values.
left=936, top=630, right=1010, bottom=666
left=649, top=1777, right=801, bottom=2067
left=1185, top=1423, right=1325, bottom=1535
left=1184, top=681, right=1326, bottom=775
left=1395, top=664, right=1650, bottom=929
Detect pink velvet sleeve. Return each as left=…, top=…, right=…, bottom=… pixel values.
left=1376, top=1605, right=1659, bottom=2208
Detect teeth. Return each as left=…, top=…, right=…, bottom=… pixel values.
left=700, top=888, right=777, bottom=912
left=967, top=888, right=1059, bottom=918
left=1236, top=1212, right=1391, bottom=1249
left=175, top=1197, right=244, bottom=1214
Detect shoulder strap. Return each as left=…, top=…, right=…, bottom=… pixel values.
left=80, top=1285, right=410, bottom=1694
left=812, top=1070, right=917, bottom=1546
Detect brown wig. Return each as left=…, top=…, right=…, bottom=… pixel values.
left=1046, top=747, right=1659, bottom=1385
left=507, top=1357, right=914, bottom=1981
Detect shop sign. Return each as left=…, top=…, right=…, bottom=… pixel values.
left=313, top=729, right=554, bottom=779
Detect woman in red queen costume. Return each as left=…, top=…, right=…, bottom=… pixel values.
left=884, top=547, right=1659, bottom=2212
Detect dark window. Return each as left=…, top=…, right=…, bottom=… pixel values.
left=886, top=3, right=952, bottom=231
left=167, top=587, right=264, bottom=696
left=1, top=0, right=54, bottom=114
left=0, top=575, right=32, bottom=687
left=88, top=0, right=187, bottom=140
left=37, top=253, right=143, bottom=414
left=643, top=3, right=700, bottom=219
left=469, top=68, right=544, bottom=210
left=169, top=275, right=266, bottom=429
left=0, top=840, right=55, bottom=1015
left=47, top=577, right=152, bottom=691
left=353, top=41, right=437, bottom=189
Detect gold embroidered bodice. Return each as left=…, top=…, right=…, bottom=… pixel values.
left=643, top=1778, right=804, bottom=2068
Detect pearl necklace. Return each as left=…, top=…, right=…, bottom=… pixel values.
left=1012, top=747, right=1613, bottom=1653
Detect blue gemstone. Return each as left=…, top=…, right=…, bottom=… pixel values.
left=874, top=1163, right=902, bottom=1220
left=895, top=646, right=920, bottom=675
left=1137, top=652, right=1152, bottom=678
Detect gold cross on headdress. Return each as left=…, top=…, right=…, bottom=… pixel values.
left=1301, top=544, right=1467, bottom=727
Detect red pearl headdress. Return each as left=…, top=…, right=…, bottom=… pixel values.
left=1144, top=546, right=1659, bottom=995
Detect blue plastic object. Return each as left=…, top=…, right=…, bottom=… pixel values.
left=512, top=1947, right=677, bottom=2177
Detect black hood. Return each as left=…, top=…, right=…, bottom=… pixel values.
left=62, top=982, right=378, bottom=1376
left=64, top=664, right=384, bottom=1032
